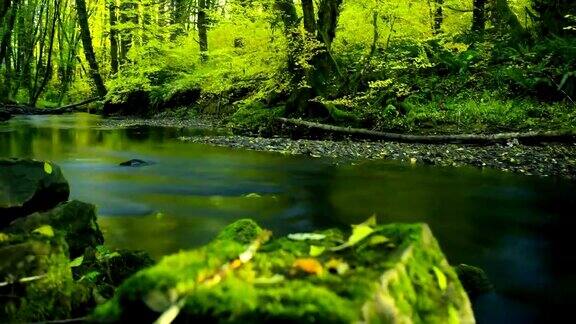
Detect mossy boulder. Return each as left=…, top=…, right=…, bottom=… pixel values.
left=0, top=231, right=76, bottom=322
left=94, top=219, right=475, bottom=323
left=0, top=158, right=70, bottom=225
left=7, top=200, right=104, bottom=258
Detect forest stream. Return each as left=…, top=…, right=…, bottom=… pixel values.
left=1, top=113, right=575, bottom=323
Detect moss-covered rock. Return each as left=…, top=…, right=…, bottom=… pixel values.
left=7, top=200, right=104, bottom=258
left=0, top=158, right=70, bottom=225
left=94, top=220, right=475, bottom=323
left=0, top=231, right=76, bottom=322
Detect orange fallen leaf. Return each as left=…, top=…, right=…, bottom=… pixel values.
left=293, top=258, right=323, bottom=276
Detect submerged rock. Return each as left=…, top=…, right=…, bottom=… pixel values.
left=0, top=158, right=70, bottom=225
left=119, top=159, right=153, bottom=167
left=94, top=219, right=475, bottom=323
left=7, top=200, right=104, bottom=258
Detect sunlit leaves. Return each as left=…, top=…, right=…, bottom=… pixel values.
left=70, top=255, right=84, bottom=268
left=33, top=225, right=54, bottom=237
left=432, top=266, right=448, bottom=291
left=44, top=162, right=53, bottom=174
left=309, top=245, right=326, bottom=257
left=288, top=233, right=327, bottom=241
left=331, top=215, right=384, bottom=251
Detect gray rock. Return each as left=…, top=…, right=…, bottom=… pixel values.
left=0, top=159, right=70, bottom=225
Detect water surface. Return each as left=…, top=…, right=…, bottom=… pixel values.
left=1, top=113, right=575, bottom=323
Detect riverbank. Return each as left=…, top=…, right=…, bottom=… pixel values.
left=91, top=114, right=576, bottom=180
left=180, top=135, right=576, bottom=179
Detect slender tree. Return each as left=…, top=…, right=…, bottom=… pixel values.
left=198, top=0, right=208, bottom=61
left=109, top=0, right=119, bottom=74
left=75, top=0, right=107, bottom=97
left=433, top=0, right=443, bottom=35
left=471, top=0, right=486, bottom=32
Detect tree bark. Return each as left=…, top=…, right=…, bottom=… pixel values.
left=491, top=0, right=524, bottom=36
left=433, top=0, right=444, bottom=35
left=30, top=0, right=60, bottom=107
left=109, top=0, right=119, bottom=74
left=301, top=0, right=316, bottom=34
left=197, top=0, right=208, bottom=61
left=278, top=118, right=576, bottom=144
left=316, top=0, right=342, bottom=49
left=274, top=0, right=299, bottom=76
left=0, top=0, right=18, bottom=65
left=75, top=0, right=107, bottom=97
left=533, top=0, right=575, bottom=36
left=471, top=0, right=486, bottom=32
left=119, top=0, right=135, bottom=64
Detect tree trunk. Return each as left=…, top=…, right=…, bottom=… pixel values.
left=316, top=0, right=342, bottom=49
left=75, top=0, right=107, bottom=97
left=197, top=0, right=208, bottom=62
left=433, top=0, right=443, bottom=35
left=471, top=0, right=486, bottom=32
left=301, top=0, right=316, bottom=34
left=119, top=0, right=135, bottom=64
left=109, top=0, right=119, bottom=74
left=30, top=0, right=60, bottom=107
left=274, top=0, right=300, bottom=78
left=491, top=0, right=524, bottom=36
left=533, top=0, right=576, bottom=36
left=0, top=0, right=18, bottom=65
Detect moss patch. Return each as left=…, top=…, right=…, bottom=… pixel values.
left=95, top=219, right=474, bottom=323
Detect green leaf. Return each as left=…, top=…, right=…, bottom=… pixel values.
left=368, top=235, right=390, bottom=246
left=33, top=225, right=54, bottom=237
left=287, top=233, right=326, bottom=241
left=79, top=271, right=100, bottom=282
left=309, top=245, right=325, bottom=257
left=44, top=162, right=53, bottom=174
left=331, top=216, right=377, bottom=251
left=70, top=256, right=84, bottom=268
left=433, top=266, right=447, bottom=291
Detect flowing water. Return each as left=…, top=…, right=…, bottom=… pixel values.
left=1, top=113, right=575, bottom=323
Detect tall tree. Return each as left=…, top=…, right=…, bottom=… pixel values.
left=301, top=0, right=316, bottom=34
left=491, top=0, right=524, bottom=37
left=29, top=0, right=61, bottom=106
left=533, top=0, right=576, bottom=36
left=0, top=0, right=18, bottom=66
left=471, top=0, right=486, bottom=32
left=433, top=0, right=444, bottom=35
left=198, top=0, right=208, bottom=61
left=109, top=0, right=119, bottom=74
left=275, top=0, right=343, bottom=116
left=75, top=0, right=107, bottom=97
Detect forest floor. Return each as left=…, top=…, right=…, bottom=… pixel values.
left=97, top=116, right=576, bottom=180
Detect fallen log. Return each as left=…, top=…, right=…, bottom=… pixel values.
left=278, top=117, right=576, bottom=144
left=0, top=97, right=101, bottom=116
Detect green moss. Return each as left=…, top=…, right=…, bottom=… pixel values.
left=215, top=218, right=262, bottom=244
left=227, top=101, right=284, bottom=135
left=0, top=235, right=76, bottom=322
left=94, top=220, right=474, bottom=323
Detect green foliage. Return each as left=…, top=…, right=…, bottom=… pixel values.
left=227, top=100, right=284, bottom=135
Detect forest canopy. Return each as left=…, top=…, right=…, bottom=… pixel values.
left=1, top=0, right=575, bottom=133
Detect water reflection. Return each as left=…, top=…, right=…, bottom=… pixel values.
left=1, top=114, right=575, bottom=323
